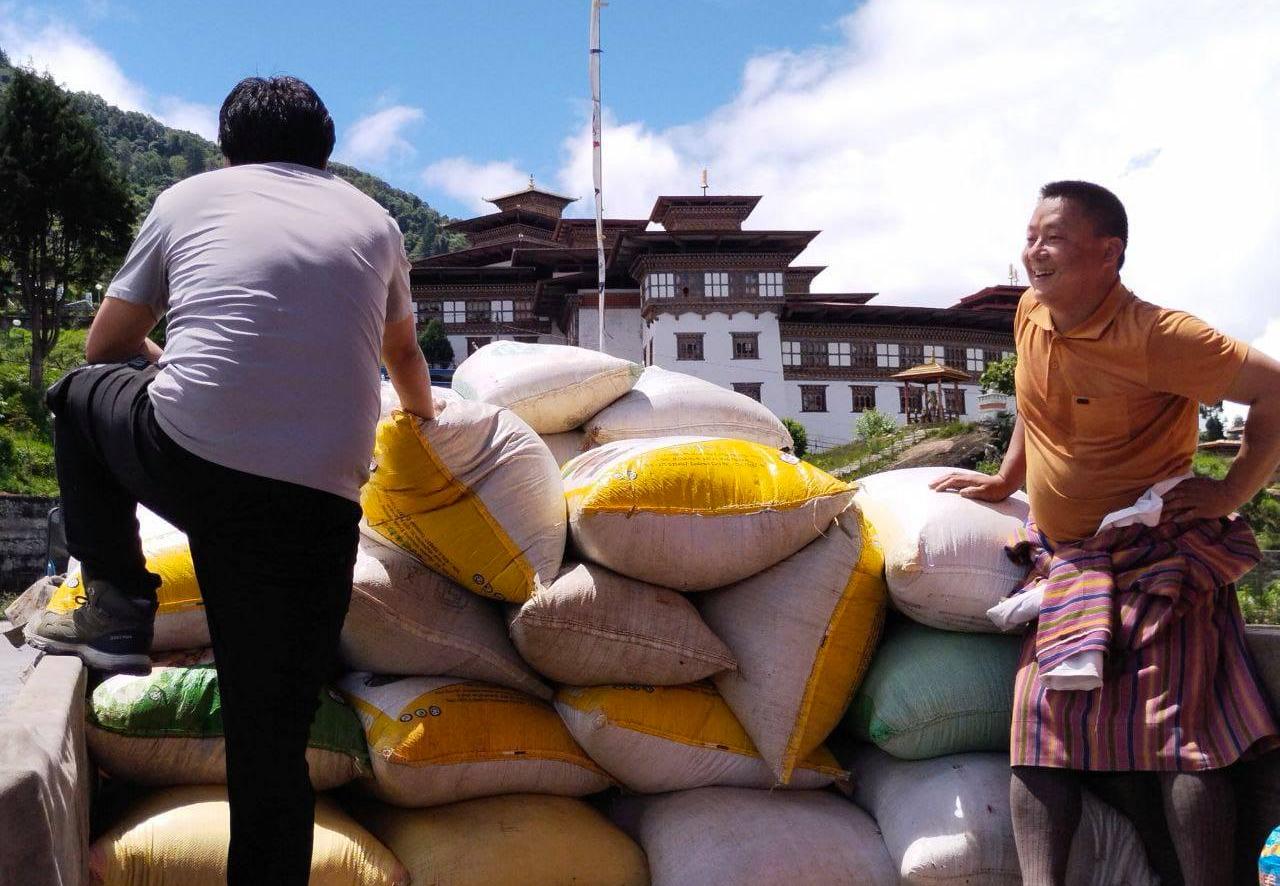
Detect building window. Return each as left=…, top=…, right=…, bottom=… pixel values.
left=1003, top=350, right=1015, bottom=361
left=850, top=385, right=876, bottom=412
left=443, top=300, right=466, bottom=324
left=945, top=388, right=967, bottom=416
left=732, top=332, right=759, bottom=360
left=944, top=346, right=966, bottom=368
left=412, top=300, right=427, bottom=324
left=676, top=333, right=704, bottom=361
left=966, top=348, right=984, bottom=372
left=676, top=271, right=703, bottom=298
left=466, top=336, right=491, bottom=355
left=828, top=341, right=852, bottom=367
left=799, top=340, right=828, bottom=367
left=923, top=344, right=945, bottom=364
left=877, top=342, right=900, bottom=368
left=732, top=382, right=763, bottom=402
left=900, top=343, right=924, bottom=366
left=800, top=385, right=828, bottom=413
left=758, top=271, right=784, bottom=298
left=644, top=272, right=675, bottom=299
left=782, top=340, right=801, bottom=367
left=704, top=272, right=730, bottom=298
left=492, top=300, right=514, bottom=322
left=899, top=386, right=924, bottom=414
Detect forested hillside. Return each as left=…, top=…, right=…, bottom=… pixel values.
left=0, top=49, right=463, bottom=258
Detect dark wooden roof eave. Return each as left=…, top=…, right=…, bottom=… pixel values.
left=783, top=302, right=1013, bottom=334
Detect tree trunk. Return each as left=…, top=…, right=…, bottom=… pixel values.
left=28, top=303, right=45, bottom=392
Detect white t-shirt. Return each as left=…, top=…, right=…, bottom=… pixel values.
left=106, top=162, right=412, bottom=502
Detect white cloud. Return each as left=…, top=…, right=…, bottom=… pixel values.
left=421, top=157, right=530, bottom=214
left=545, top=0, right=1280, bottom=346
left=338, top=105, right=424, bottom=168
left=0, top=13, right=219, bottom=139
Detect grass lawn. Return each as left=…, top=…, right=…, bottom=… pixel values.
left=1, top=327, right=87, bottom=497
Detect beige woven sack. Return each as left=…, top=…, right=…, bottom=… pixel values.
left=509, top=562, right=735, bottom=685
left=341, top=532, right=550, bottom=699
left=610, top=786, right=897, bottom=886
left=698, top=506, right=887, bottom=782
left=583, top=366, right=792, bottom=449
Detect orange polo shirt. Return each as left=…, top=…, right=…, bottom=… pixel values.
left=1014, top=281, right=1248, bottom=544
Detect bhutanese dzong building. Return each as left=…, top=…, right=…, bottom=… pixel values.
left=412, top=183, right=1016, bottom=450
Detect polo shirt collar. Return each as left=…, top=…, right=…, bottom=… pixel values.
left=1026, top=279, right=1130, bottom=340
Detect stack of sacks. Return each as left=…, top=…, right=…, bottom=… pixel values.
left=837, top=466, right=1158, bottom=882
left=846, top=746, right=1157, bottom=885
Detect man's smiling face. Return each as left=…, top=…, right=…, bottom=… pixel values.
left=1022, top=196, right=1119, bottom=309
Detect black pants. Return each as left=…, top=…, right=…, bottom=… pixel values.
left=48, top=360, right=360, bottom=886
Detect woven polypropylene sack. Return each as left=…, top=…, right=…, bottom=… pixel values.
left=854, top=466, right=1030, bottom=632
left=697, top=506, right=886, bottom=782
left=510, top=562, right=736, bottom=685
left=847, top=746, right=1157, bottom=885
left=379, top=381, right=460, bottom=421
left=540, top=429, right=588, bottom=467
left=563, top=436, right=855, bottom=590
left=361, top=401, right=566, bottom=603
left=556, top=682, right=845, bottom=792
left=610, top=786, right=897, bottom=886
left=86, top=664, right=368, bottom=790
left=844, top=618, right=1022, bottom=759
left=338, top=674, right=610, bottom=807
left=453, top=341, right=641, bottom=433
left=583, top=366, right=792, bottom=450
left=88, top=785, right=407, bottom=885
left=341, top=532, right=549, bottom=699
left=353, top=794, right=649, bottom=886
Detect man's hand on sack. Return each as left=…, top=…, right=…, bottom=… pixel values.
left=1160, top=476, right=1243, bottom=522
left=928, top=471, right=1018, bottom=502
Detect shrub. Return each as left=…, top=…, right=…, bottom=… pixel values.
left=781, top=418, right=807, bottom=459
left=854, top=408, right=896, bottom=445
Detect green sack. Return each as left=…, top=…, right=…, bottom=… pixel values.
left=88, top=664, right=370, bottom=789
left=842, top=618, right=1022, bottom=759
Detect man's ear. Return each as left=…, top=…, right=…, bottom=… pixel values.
left=1103, top=236, right=1125, bottom=268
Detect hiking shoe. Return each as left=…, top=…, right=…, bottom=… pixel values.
left=25, top=575, right=156, bottom=674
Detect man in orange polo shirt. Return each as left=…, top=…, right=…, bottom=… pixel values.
left=933, top=180, right=1280, bottom=886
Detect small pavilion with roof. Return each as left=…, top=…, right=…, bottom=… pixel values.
left=891, top=361, right=972, bottom=424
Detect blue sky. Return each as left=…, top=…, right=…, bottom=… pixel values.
left=5, top=0, right=856, bottom=213
left=3, top=0, right=1279, bottom=377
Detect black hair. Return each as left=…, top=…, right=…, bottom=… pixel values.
left=1040, top=180, right=1128, bottom=269
left=218, top=76, right=335, bottom=170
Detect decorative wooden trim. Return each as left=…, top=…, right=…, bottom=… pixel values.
left=630, top=253, right=797, bottom=279
left=641, top=301, right=784, bottom=321
left=413, top=284, right=539, bottom=298
left=778, top=322, right=1012, bottom=349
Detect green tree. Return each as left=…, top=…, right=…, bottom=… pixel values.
left=979, top=353, right=1017, bottom=396
left=0, top=68, right=133, bottom=390
left=782, top=418, right=807, bottom=459
left=417, top=319, right=455, bottom=367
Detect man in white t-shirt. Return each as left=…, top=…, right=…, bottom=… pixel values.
left=27, top=76, right=434, bottom=884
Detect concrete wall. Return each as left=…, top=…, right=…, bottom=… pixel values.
left=0, top=495, right=56, bottom=594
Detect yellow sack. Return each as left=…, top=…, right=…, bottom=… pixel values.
left=557, top=682, right=846, bottom=793
left=51, top=540, right=207, bottom=652
left=563, top=436, right=856, bottom=590
left=361, top=403, right=566, bottom=603
left=89, top=785, right=408, bottom=885
left=698, top=506, right=887, bottom=782
left=339, top=674, right=611, bottom=807
left=354, top=794, right=649, bottom=886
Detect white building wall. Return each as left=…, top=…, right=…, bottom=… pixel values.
left=447, top=332, right=559, bottom=366
left=576, top=305, right=644, bottom=362
left=782, top=381, right=988, bottom=452
left=646, top=310, right=787, bottom=409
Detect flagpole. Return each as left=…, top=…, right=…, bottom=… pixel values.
left=589, top=0, right=606, bottom=352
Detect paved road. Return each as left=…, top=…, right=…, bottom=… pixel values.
left=0, top=619, right=38, bottom=713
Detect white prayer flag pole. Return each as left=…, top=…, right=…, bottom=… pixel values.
left=590, top=0, right=607, bottom=352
